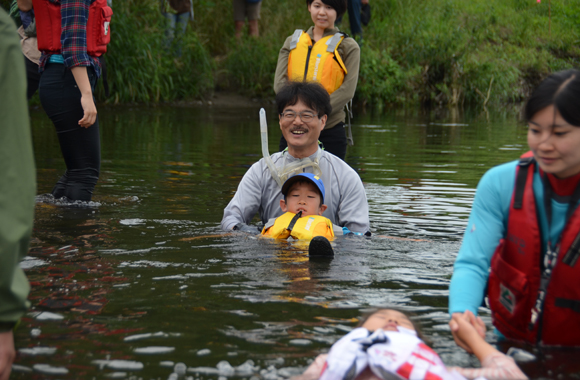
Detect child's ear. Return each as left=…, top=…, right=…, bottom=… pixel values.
left=280, top=199, right=288, bottom=212
left=318, top=204, right=328, bottom=215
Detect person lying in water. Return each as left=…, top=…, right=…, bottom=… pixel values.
left=261, top=173, right=358, bottom=240
left=293, top=308, right=528, bottom=380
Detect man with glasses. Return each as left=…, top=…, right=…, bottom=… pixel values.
left=221, top=81, right=370, bottom=235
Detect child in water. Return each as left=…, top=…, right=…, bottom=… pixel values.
left=261, top=173, right=341, bottom=240
left=294, top=308, right=528, bottom=380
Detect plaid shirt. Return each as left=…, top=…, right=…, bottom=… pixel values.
left=39, top=0, right=101, bottom=77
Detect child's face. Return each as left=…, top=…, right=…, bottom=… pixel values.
left=280, top=181, right=327, bottom=216
left=362, top=309, right=416, bottom=332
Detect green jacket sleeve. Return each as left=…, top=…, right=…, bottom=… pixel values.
left=273, top=35, right=293, bottom=95
left=0, top=8, right=35, bottom=331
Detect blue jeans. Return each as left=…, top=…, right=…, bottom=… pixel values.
left=163, top=12, right=189, bottom=56
left=337, top=0, right=362, bottom=39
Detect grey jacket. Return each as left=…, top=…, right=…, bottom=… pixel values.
left=221, top=149, right=370, bottom=234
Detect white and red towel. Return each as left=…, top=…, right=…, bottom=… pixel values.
left=319, top=327, right=472, bottom=380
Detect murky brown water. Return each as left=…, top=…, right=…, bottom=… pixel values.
left=12, top=105, right=579, bottom=379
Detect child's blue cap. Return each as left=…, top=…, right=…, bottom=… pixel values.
left=281, top=173, right=325, bottom=203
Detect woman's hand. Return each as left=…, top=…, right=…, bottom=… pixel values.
left=71, top=66, right=97, bottom=128
left=78, top=94, right=97, bottom=128
left=450, top=311, right=499, bottom=362
left=449, top=310, right=486, bottom=353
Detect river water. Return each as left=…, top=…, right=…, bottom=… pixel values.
left=13, top=104, right=579, bottom=379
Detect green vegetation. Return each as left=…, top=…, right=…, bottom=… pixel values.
left=2, top=0, right=579, bottom=106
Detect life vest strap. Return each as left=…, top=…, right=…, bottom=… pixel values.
left=514, top=156, right=535, bottom=209
left=555, top=298, right=580, bottom=313
left=563, top=231, right=580, bottom=267
left=290, top=29, right=303, bottom=50
left=326, top=33, right=343, bottom=52
left=286, top=211, right=302, bottom=232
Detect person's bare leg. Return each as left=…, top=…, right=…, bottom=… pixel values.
left=248, top=19, right=259, bottom=37
left=235, top=20, right=244, bottom=38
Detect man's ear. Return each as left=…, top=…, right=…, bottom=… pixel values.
left=318, top=204, right=328, bottom=215
left=319, top=114, right=327, bottom=131
left=280, top=199, right=288, bottom=212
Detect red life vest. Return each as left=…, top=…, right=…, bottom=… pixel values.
left=487, top=152, right=580, bottom=346
left=33, top=0, right=113, bottom=57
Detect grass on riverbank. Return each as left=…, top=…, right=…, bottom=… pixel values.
left=2, top=0, right=579, bottom=106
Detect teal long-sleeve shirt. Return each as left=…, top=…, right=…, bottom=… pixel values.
left=449, top=160, right=572, bottom=316
left=0, top=9, right=36, bottom=331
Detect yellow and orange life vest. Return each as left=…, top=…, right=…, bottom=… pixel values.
left=262, top=212, right=334, bottom=240
left=287, top=29, right=347, bottom=95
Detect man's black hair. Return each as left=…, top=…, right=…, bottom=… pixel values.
left=276, top=81, right=332, bottom=118
left=306, top=0, right=347, bottom=19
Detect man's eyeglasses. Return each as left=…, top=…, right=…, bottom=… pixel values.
left=280, top=110, right=318, bottom=123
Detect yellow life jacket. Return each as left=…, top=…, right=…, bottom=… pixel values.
left=262, top=212, right=335, bottom=240
left=287, top=30, right=348, bottom=95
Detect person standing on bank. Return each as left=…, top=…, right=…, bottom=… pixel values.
left=233, top=0, right=261, bottom=38
left=26, top=0, right=112, bottom=202
left=273, top=0, right=360, bottom=161
left=160, top=0, right=193, bottom=57
left=449, top=69, right=580, bottom=347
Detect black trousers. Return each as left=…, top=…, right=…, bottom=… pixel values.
left=24, top=56, right=40, bottom=100
left=279, top=122, right=348, bottom=160
left=39, top=63, right=100, bottom=201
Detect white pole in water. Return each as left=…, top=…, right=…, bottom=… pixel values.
left=260, top=108, right=282, bottom=188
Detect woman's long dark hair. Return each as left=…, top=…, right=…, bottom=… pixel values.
left=525, top=69, right=580, bottom=126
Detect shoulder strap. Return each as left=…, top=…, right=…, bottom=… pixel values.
left=513, top=156, right=535, bottom=210
left=289, top=29, right=304, bottom=50
left=325, top=32, right=344, bottom=52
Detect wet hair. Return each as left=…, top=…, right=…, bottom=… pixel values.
left=525, top=69, right=580, bottom=127
left=306, top=0, right=347, bottom=18
left=284, top=180, right=324, bottom=207
left=356, top=308, right=430, bottom=344
left=276, top=81, right=332, bottom=118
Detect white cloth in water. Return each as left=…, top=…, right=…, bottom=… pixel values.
left=320, top=327, right=469, bottom=380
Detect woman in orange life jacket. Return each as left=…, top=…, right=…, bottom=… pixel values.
left=26, top=0, right=112, bottom=201
left=273, top=0, right=359, bottom=161
left=449, top=69, right=580, bottom=348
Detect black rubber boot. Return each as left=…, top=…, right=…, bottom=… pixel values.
left=308, top=236, right=334, bottom=257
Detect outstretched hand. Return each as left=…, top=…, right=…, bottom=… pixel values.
left=449, top=310, right=486, bottom=354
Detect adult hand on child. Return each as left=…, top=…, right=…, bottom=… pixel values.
left=450, top=310, right=486, bottom=354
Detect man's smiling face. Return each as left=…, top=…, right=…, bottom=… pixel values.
left=279, top=99, right=326, bottom=158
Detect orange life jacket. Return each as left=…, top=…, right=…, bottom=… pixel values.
left=287, top=29, right=347, bottom=95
